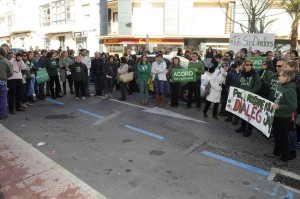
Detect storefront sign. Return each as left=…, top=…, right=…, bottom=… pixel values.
left=171, top=69, right=196, bottom=82
left=103, top=39, right=120, bottom=44
left=229, top=33, right=275, bottom=52
left=226, top=87, right=275, bottom=138
left=246, top=56, right=265, bottom=71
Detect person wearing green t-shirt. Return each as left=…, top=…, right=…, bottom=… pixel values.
left=185, top=51, right=205, bottom=111
left=137, top=54, right=151, bottom=105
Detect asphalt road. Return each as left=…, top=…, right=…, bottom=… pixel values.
left=1, top=88, right=299, bottom=199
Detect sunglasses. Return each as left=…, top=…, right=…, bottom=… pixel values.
left=262, top=63, right=266, bottom=65
left=276, top=65, right=282, bottom=68
left=245, top=64, right=253, bottom=66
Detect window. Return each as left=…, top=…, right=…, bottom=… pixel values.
left=39, top=0, right=75, bottom=26
left=82, top=4, right=90, bottom=20
left=40, top=4, right=51, bottom=26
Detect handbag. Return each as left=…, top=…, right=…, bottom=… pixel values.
left=119, top=72, right=134, bottom=83
left=36, top=68, right=50, bottom=84
left=204, top=81, right=211, bottom=96
left=147, top=77, right=154, bottom=92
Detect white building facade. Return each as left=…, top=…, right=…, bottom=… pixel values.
left=0, top=0, right=297, bottom=54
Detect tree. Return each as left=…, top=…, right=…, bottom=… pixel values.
left=281, top=0, right=300, bottom=50
left=219, top=0, right=276, bottom=33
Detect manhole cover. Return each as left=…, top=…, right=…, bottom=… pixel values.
left=273, top=173, right=300, bottom=190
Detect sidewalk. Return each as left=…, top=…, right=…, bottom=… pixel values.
left=0, top=124, right=107, bottom=199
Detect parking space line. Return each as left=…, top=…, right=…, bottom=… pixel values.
left=201, top=151, right=270, bottom=176
left=46, top=98, right=64, bottom=105
left=124, top=125, right=165, bottom=140
left=77, top=109, right=103, bottom=119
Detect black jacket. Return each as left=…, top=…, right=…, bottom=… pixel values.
left=91, top=58, right=104, bottom=76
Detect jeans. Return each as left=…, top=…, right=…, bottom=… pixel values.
left=105, top=78, right=114, bottom=94
left=119, top=81, right=126, bottom=99
left=74, top=81, right=85, bottom=97
left=85, top=76, right=90, bottom=95
left=154, top=80, right=166, bottom=95
left=94, top=74, right=104, bottom=95
left=7, top=79, right=22, bottom=111
left=139, top=79, right=149, bottom=102
left=289, top=130, right=297, bottom=151
left=49, top=76, right=61, bottom=97
left=0, top=81, right=8, bottom=118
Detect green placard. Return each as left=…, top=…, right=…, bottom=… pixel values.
left=246, top=56, right=266, bottom=72
left=171, top=68, right=196, bottom=82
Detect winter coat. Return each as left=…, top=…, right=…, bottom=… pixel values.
left=103, top=61, right=118, bottom=79
left=69, top=62, right=88, bottom=82
left=59, top=57, right=73, bottom=82
left=206, top=67, right=227, bottom=103
left=0, top=55, right=13, bottom=81
left=238, top=69, right=261, bottom=93
left=8, top=58, right=26, bottom=80
left=167, top=64, right=181, bottom=81
left=257, top=69, right=274, bottom=100
left=117, top=63, right=129, bottom=82
left=269, top=73, right=279, bottom=102
left=45, top=58, right=59, bottom=77
left=91, top=58, right=104, bottom=76
left=274, top=81, right=297, bottom=118
left=151, top=60, right=167, bottom=81
left=225, top=68, right=239, bottom=90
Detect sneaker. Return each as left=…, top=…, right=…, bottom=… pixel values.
left=26, top=102, right=34, bottom=106
left=264, top=153, right=280, bottom=159
left=76, top=97, right=79, bottom=101
left=108, top=93, right=113, bottom=98
left=21, top=103, right=29, bottom=108
left=104, top=94, right=108, bottom=99
left=118, top=98, right=126, bottom=101
left=273, top=160, right=288, bottom=167
left=82, top=96, right=85, bottom=100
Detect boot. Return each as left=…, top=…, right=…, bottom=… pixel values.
left=155, top=95, right=160, bottom=106
left=160, top=95, right=166, bottom=107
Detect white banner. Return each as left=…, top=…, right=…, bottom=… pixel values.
left=226, top=87, right=275, bottom=138
left=229, top=33, right=275, bottom=52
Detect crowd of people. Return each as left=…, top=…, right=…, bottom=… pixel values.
left=0, top=43, right=299, bottom=166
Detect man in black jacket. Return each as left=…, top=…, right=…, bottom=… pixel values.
left=91, top=52, right=104, bottom=96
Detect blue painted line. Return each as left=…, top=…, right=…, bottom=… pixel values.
left=46, top=98, right=64, bottom=105
left=201, top=151, right=270, bottom=176
left=124, top=125, right=165, bottom=140
left=77, top=109, right=103, bottom=119
left=265, top=184, right=279, bottom=197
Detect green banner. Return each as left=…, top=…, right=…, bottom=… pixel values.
left=246, top=56, right=266, bottom=72
left=171, top=68, right=196, bottom=82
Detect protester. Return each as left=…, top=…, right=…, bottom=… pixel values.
left=103, top=55, right=118, bottom=99
left=0, top=47, right=13, bottom=119
left=45, top=51, right=62, bottom=99
left=266, top=70, right=297, bottom=166
left=167, top=57, right=181, bottom=107
left=203, top=62, right=230, bottom=119
left=117, top=57, right=129, bottom=101
left=257, top=60, right=274, bottom=99
left=70, top=56, right=88, bottom=100
left=235, top=60, right=261, bottom=137
left=8, top=52, right=26, bottom=113
left=185, top=52, right=205, bottom=111
left=91, top=51, right=104, bottom=96
left=224, top=60, right=243, bottom=123
left=137, top=54, right=151, bottom=106
left=59, top=50, right=73, bottom=95
left=80, top=49, right=91, bottom=97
